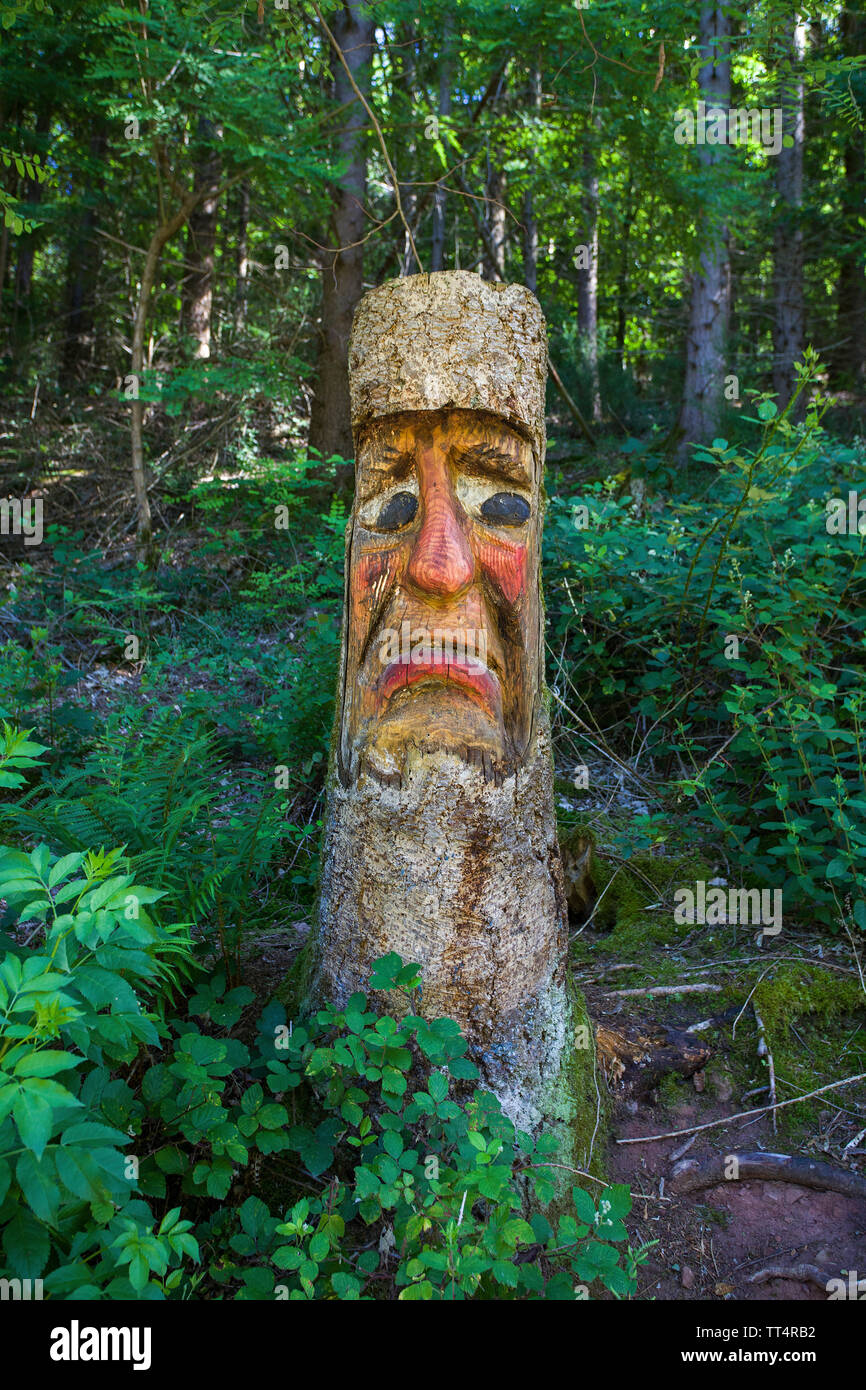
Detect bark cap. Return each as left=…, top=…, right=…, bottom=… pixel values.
left=348, top=270, right=548, bottom=453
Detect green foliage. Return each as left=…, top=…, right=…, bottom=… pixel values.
left=546, top=389, right=866, bottom=931
left=0, top=710, right=294, bottom=975
left=0, top=803, right=645, bottom=1301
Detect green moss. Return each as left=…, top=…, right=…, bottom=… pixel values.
left=535, top=976, right=608, bottom=1219
left=559, top=817, right=713, bottom=959
left=753, top=963, right=865, bottom=1038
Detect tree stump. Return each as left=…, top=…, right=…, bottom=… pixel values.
left=306, top=270, right=591, bottom=1138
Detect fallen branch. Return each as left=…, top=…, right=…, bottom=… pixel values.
left=547, top=359, right=597, bottom=446
left=670, top=1150, right=866, bottom=1200
left=616, top=1073, right=866, bottom=1144
left=753, top=1005, right=777, bottom=1133
left=748, top=1263, right=835, bottom=1291
left=605, top=983, right=721, bottom=999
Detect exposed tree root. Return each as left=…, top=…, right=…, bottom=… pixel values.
left=670, top=1150, right=866, bottom=1200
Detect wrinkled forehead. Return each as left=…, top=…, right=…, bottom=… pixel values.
left=355, top=409, right=538, bottom=492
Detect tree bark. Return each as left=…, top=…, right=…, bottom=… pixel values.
left=307, top=0, right=375, bottom=467
left=677, top=5, right=732, bottom=454
left=182, top=117, right=221, bottom=359
left=773, top=16, right=808, bottom=418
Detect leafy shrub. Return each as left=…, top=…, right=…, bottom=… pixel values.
left=0, top=735, right=647, bottom=1300
left=545, top=391, right=866, bottom=930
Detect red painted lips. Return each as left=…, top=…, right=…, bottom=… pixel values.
left=379, top=654, right=500, bottom=712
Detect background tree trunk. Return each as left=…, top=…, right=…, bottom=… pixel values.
left=182, top=117, right=221, bottom=359
left=12, top=107, right=51, bottom=332
left=61, top=124, right=107, bottom=384
left=773, top=15, right=808, bottom=418
left=307, top=0, right=374, bottom=466
left=576, top=117, right=602, bottom=423
left=615, top=169, right=634, bottom=372
left=233, top=180, right=251, bottom=333
left=483, top=149, right=507, bottom=282
left=677, top=5, right=731, bottom=453
left=831, top=9, right=864, bottom=391
left=522, top=57, right=541, bottom=295
left=430, top=18, right=453, bottom=273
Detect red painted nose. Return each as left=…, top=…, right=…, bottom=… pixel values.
left=405, top=468, right=474, bottom=599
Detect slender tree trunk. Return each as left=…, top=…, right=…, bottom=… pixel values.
left=522, top=58, right=541, bottom=295
left=834, top=136, right=866, bottom=389
left=131, top=185, right=218, bottom=559
left=395, top=20, right=418, bottom=277
left=13, top=108, right=51, bottom=324
left=677, top=5, right=732, bottom=453
left=61, top=125, right=108, bottom=384
left=773, top=16, right=808, bottom=418
left=430, top=18, right=453, bottom=273
left=576, top=117, right=602, bottom=423
left=832, top=11, right=864, bottom=391
left=307, top=0, right=375, bottom=466
left=234, top=180, right=251, bottom=333
left=483, top=151, right=507, bottom=282
left=182, top=118, right=221, bottom=359
left=615, top=169, right=633, bottom=371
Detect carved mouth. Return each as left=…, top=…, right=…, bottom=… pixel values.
left=379, top=655, right=500, bottom=712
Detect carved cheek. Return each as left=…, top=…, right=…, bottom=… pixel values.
left=475, top=535, right=528, bottom=607
left=351, top=547, right=404, bottom=644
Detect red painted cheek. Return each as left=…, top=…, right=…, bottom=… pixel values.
left=475, top=537, right=528, bottom=605
left=356, top=549, right=402, bottom=604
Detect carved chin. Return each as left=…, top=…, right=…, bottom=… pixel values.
left=341, top=679, right=533, bottom=786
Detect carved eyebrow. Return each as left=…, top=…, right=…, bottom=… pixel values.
left=450, top=442, right=531, bottom=483
left=376, top=444, right=415, bottom=480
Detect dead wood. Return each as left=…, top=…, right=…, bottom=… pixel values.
left=670, top=1150, right=866, bottom=1199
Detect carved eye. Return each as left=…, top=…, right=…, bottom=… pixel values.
left=375, top=491, right=418, bottom=531
left=480, top=492, right=530, bottom=526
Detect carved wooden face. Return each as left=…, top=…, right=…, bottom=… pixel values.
left=338, top=408, right=543, bottom=782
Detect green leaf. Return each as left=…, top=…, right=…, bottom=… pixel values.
left=14, top=1050, right=81, bottom=1077
left=428, top=1071, right=448, bottom=1103
left=16, top=1150, right=60, bottom=1224
left=13, top=1090, right=54, bottom=1161
left=2, top=1208, right=50, bottom=1278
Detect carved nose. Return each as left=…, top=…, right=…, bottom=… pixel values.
left=405, top=479, right=475, bottom=598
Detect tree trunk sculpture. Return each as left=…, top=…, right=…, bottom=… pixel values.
left=308, top=270, right=583, bottom=1134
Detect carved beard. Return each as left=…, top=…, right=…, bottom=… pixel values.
left=336, top=411, right=543, bottom=787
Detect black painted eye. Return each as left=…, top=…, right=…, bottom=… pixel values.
left=480, top=492, right=530, bottom=526
left=375, top=491, right=418, bottom=531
